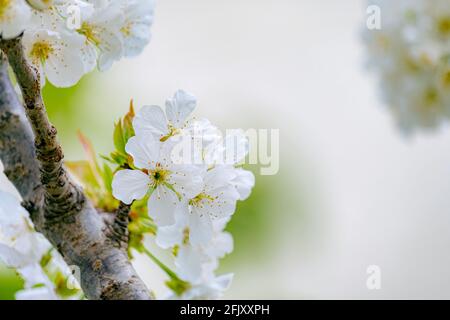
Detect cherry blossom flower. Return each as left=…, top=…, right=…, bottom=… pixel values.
left=133, top=90, right=197, bottom=141
left=0, top=0, right=31, bottom=39
left=112, top=134, right=204, bottom=226
left=120, top=0, right=155, bottom=57
left=76, top=0, right=124, bottom=70
left=22, top=29, right=91, bottom=87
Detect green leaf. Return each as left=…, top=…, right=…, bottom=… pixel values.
left=102, top=163, right=114, bottom=193
left=110, top=151, right=128, bottom=167
left=113, top=121, right=126, bottom=154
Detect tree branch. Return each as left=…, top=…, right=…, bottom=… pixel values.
left=0, top=53, right=40, bottom=201
left=0, top=37, right=83, bottom=222
left=0, top=38, right=152, bottom=300
left=107, top=202, right=131, bottom=249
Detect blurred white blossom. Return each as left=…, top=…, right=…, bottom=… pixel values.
left=0, top=190, right=81, bottom=300
left=364, top=0, right=450, bottom=134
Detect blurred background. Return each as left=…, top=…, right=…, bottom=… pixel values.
left=3, top=0, right=450, bottom=299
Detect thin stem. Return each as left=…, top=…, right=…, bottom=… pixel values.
left=142, top=246, right=180, bottom=281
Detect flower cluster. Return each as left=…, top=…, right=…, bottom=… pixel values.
left=111, top=90, right=255, bottom=299
left=0, top=0, right=155, bottom=87
left=364, top=0, right=450, bottom=134
left=0, top=190, right=82, bottom=299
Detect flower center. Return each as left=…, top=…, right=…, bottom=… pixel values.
left=160, top=125, right=181, bottom=142
left=30, top=41, right=54, bottom=64
left=121, top=23, right=132, bottom=37
left=442, top=70, right=450, bottom=88
left=78, top=22, right=101, bottom=46
left=437, top=16, right=450, bottom=37
left=189, top=193, right=216, bottom=208
left=419, top=87, right=440, bottom=113
left=148, top=164, right=170, bottom=187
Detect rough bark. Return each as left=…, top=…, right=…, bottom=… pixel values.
left=0, top=38, right=152, bottom=300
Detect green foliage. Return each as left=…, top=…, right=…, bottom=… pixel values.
left=0, top=266, right=24, bottom=300
left=103, top=100, right=136, bottom=169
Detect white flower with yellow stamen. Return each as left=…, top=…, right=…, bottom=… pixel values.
left=0, top=0, right=31, bottom=39
left=133, top=90, right=197, bottom=142
left=112, top=133, right=204, bottom=226
left=22, top=29, right=91, bottom=87
left=120, top=0, right=155, bottom=57
left=76, top=0, right=124, bottom=70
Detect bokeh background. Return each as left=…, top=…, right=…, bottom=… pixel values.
left=3, top=0, right=450, bottom=299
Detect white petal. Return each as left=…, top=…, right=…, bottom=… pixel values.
left=86, top=1, right=125, bottom=71
left=45, top=43, right=86, bottom=88
left=188, top=210, right=213, bottom=246
left=112, top=169, right=150, bottom=204
left=165, top=90, right=197, bottom=129
left=0, top=0, right=31, bottom=39
left=232, top=168, right=255, bottom=200
left=125, top=135, right=160, bottom=169
left=205, top=232, right=233, bottom=259
left=155, top=205, right=188, bottom=248
left=175, top=245, right=207, bottom=283
left=122, top=0, right=155, bottom=57
left=213, top=273, right=234, bottom=291
left=155, top=224, right=182, bottom=249
left=133, top=105, right=168, bottom=139
left=204, top=166, right=236, bottom=192
left=15, top=287, right=58, bottom=300
left=0, top=244, right=27, bottom=267
left=148, top=185, right=178, bottom=226
left=168, top=164, right=204, bottom=198
left=223, top=130, right=249, bottom=165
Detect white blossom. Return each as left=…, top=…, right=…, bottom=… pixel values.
left=364, top=0, right=450, bottom=134
left=169, top=273, right=234, bottom=300
left=0, top=191, right=50, bottom=268
left=22, top=29, right=92, bottom=87
left=0, top=0, right=31, bottom=39
left=112, top=134, right=204, bottom=226
left=0, top=190, right=81, bottom=300
left=120, top=0, right=155, bottom=57
left=133, top=90, right=197, bottom=141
